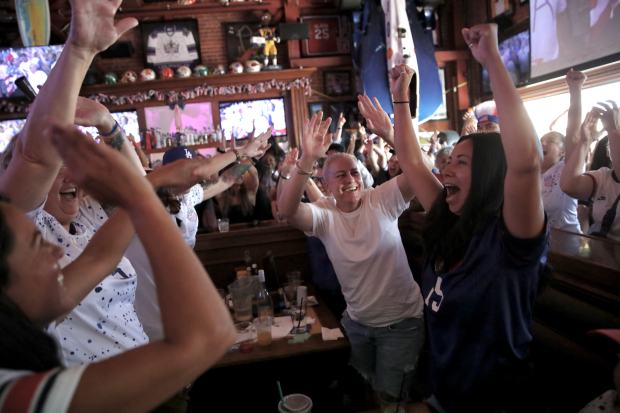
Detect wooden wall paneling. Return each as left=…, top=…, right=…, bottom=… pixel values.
left=289, top=83, right=308, bottom=147
left=194, top=224, right=312, bottom=289
left=283, top=0, right=302, bottom=61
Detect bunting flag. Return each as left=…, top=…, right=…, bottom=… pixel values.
left=382, top=0, right=418, bottom=119
left=354, top=0, right=443, bottom=123
left=406, top=0, right=443, bottom=122
left=354, top=0, right=393, bottom=118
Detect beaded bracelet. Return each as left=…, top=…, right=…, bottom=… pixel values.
left=108, top=133, right=125, bottom=151
left=100, top=121, right=119, bottom=137
left=295, top=160, right=313, bottom=176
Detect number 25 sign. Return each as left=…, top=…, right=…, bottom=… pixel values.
left=300, top=16, right=344, bottom=56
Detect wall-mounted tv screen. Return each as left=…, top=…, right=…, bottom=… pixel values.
left=0, top=110, right=140, bottom=153
left=482, top=30, right=530, bottom=94
left=145, top=102, right=214, bottom=136
left=0, top=44, right=64, bottom=99
left=219, top=97, right=287, bottom=140
left=530, top=0, right=620, bottom=80
left=0, top=118, right=26, bottom=152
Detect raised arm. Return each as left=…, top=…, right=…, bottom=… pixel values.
left=464, top=24, right=544, bottom=238
left=565, top=69, right=587, bottom=157
left=74, top=97, right=145, bottom=175
left=391, top=65, right=443, bottom=211
left=0, top=0, right=137, bottom=211
left=202, top=129, right=271, bottom=181
left=357, top=94, right=395, bottom=147
left=595, top=101, right=620, bottom=177
left=277, top=113, right=331, bottom=232
left=50, top=123, right=235, bottom=413
left=333, top=112, right=346, bottom=143
left=560, top=111, right=598, bottom=200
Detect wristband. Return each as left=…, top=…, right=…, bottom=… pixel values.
left=295, top=160, right=313, bottom=176
left=100, top=121, right=119, bottom=137
left=393, top=101, right=410, bottom=104
left=216, top=147, right=226, bottom=154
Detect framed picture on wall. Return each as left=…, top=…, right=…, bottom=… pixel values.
left=142, top=19, right=201, bottom=68
left=224, top=22, right=261, bottom=64
left=307, top=101, right=360, bottom=132
left=300, top=15, right=350, bottom=56
left=324, top=70, right=352, bottom=96
left=490, top=0, right=513, bottom=18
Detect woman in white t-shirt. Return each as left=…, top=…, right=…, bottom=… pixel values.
left=561, top=103, right=620, bottom=241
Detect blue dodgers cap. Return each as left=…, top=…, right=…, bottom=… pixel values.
left=162, top=146, right=196, bottom=165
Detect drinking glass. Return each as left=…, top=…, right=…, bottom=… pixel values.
left=283, top=282, right=297, bottom=310
left=217, top=218, right=230, bottom=232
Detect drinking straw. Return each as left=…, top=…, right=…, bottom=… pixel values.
left=277, top=380, right=284, bottom=402
left=296, top=297, right=304, bottom=329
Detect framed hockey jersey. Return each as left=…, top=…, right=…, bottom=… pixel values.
left=142, top=19, right=201, bottom=68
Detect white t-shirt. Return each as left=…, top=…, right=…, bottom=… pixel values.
left=305, top=178, right=423, bottom=327
left=175, top=184, right=203, bottom=248
left=541, top=160, right=581, bottom=233
left=29, top=197, right=148, bottom=366
left=586, top=167, right=620, bottom=241
left=0, top=365, right=87, bottom=413
left=126, top=235, right=161, bottom=341
left=129, top=185, right=204, bottom=341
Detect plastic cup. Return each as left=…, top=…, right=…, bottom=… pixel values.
left=254, top=316, right=272, bottom=346
left=217, top=218, right=230, bottom=232
left=278, top=393, right=313, bottom=413
left=228, top=278, right=254, bottom=322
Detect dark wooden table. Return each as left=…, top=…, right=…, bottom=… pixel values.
left=216, top=300, right=349, bottom=368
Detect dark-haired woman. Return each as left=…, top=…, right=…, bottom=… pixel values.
left=393, top=24, right=547, bottom=413
left=0, top=123, right=234, bottom=412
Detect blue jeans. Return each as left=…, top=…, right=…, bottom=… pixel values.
left=341, top=312, right=425, bottom=400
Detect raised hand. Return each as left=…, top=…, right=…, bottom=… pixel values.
left=239, top=128, right=272, bottom=159
left=389, top=64, right=415, bottom=102
left=49, top=123, right=146, bottom=208
left=462, top=24, right=500, bottom=67
left=74, top=97, right=115, bottom=131
left=580, top=111, right=599, bottom=144
left=279, top=147, right=299, bottom=178
left=221, top=163, right=251, bottom=184
left=592, top=101, right=619, bottom=137
left=337, top=112, right=346, bottom=129
left=565, top=68, right=587, bottom=90
left=300, top=112, right=332, bottom=162
left=68, top=0, right=138, bottom=56
left=357, top=95, right=393, bottom=142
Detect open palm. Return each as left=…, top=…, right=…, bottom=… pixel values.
left=68, top=0, right=138, bottom=55
left=301, top=112, right=332, bottom=161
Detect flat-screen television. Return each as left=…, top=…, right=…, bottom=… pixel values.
left=0, top=118, right=26, bottom=152
left=482, top=30, right=530, bottom=94
left=0, top=110, right=140, bottom=153
left=0, top=44, right=64, bottom=99
left=530, top=0, right=620, bottom=81
left=144, top=102, right=214, bottom=136
left=219, top=97, right=287, bottom=140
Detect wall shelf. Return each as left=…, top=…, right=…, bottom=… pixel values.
left=118, top=0, right=277, bottom=19
left=81, top=68, right=317, bottom=98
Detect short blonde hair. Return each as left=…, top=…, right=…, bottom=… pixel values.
left=322, top=152, right=358, bottom=178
